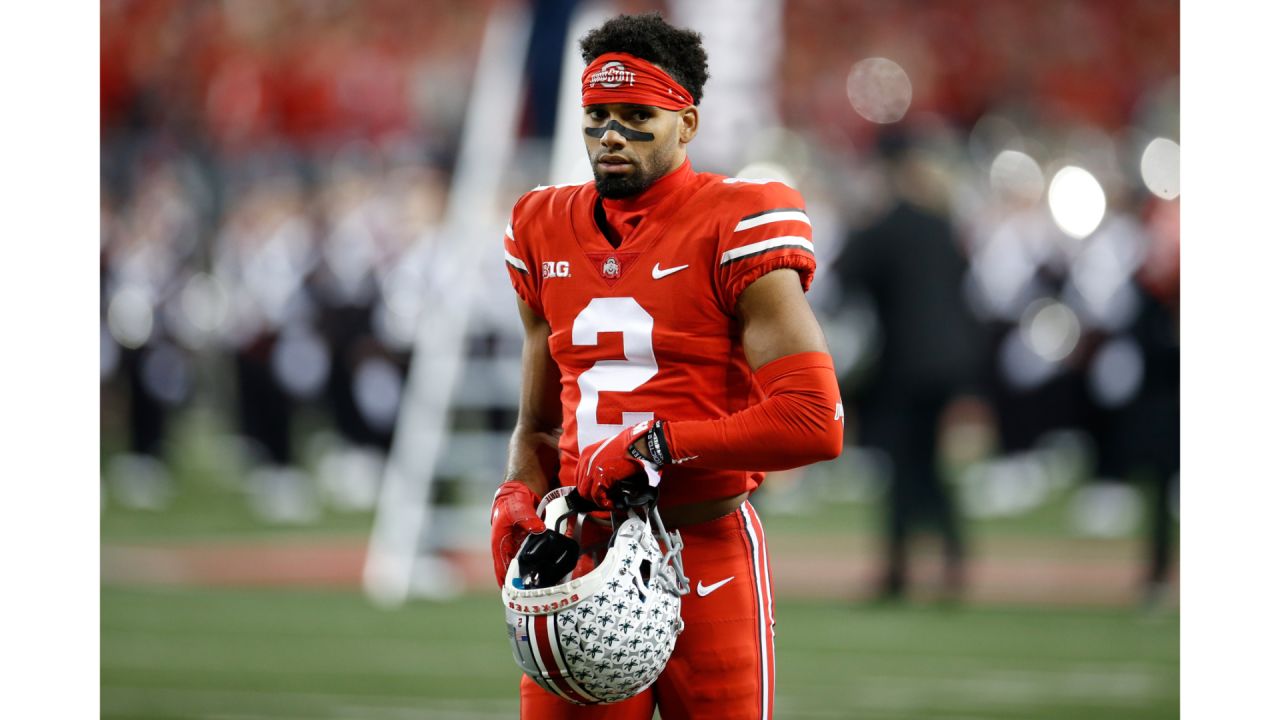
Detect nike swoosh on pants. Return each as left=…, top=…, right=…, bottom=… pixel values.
left=696, top=576, right=735, bottom=596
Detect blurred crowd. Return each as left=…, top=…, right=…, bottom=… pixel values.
left=101, top=0, right=491, bottom=516
left=101, top=0, right=1178, bottom=595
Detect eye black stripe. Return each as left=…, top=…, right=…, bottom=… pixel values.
left=585, top=120, right=655, bottom=142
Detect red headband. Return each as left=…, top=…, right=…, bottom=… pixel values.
left=581, top=52, right=694, bottom=111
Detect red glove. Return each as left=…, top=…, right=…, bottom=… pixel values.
left=489, top=481, right=546, bottom=587
left=575, top=421, right=663, bottom=509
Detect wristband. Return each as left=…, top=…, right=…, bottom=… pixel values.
left=625, top=420, right=671, bottom=467
left=647, top=420, right=670, bottom=467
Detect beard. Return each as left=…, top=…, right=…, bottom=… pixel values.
left=593, top=168, right=653, bottom=199
left=591, top=149, right=672, bottom=199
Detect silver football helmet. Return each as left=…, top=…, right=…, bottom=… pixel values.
left=501, top=485, right=689, bottom=704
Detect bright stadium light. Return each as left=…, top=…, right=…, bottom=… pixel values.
left=990, top=149, right=1045, bottom=203
left=1047, top=165, right=1107, bottom=238
left=1140, top=137, right=1180, bottom=200
left=846, top=57, right=912, bottom=124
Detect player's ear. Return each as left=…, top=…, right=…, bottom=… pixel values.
left=677, top=106, right=698, bottom=144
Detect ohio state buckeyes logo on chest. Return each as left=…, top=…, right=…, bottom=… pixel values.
left=585, top=251, right=640, bottom=287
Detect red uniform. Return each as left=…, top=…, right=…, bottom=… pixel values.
left=503, top=160, right=816, bottom=719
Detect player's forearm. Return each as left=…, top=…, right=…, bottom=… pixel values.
left=660, top=351, right=843, bottom=471
left=508, top=297, right=562, bottom=497
left=504, top=423, right=561, bottom=497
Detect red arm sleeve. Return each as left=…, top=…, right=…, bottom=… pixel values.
left=661, top=351, right=844, bottom=471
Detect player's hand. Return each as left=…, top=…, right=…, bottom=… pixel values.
left=575, top=421, right=663, bottom=509
left=490, top=481, right=546, bottom=587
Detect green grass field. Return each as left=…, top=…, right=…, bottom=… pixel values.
left=102, top=410, right=1178, bottom=718
left=102, top=586, right=1177, bottom=719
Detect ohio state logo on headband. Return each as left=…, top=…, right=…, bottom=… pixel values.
left=581, top=52, right=693, bottom=111
left=589, top=61, right=636, bottom=89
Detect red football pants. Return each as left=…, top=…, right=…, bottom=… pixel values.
left=519, top=501, right=776, bottom=720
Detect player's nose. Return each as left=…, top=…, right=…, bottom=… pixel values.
left=599, top=125, right=627, bottom=149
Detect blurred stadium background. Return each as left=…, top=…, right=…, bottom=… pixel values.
left=100, top=0, right=1179, bottom=717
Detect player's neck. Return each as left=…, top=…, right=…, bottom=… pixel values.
left=595, top=158, right=694, bottom=249
left=601, top=157, right=693, bottom=212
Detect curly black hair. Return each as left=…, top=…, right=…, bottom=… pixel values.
left=579, top=12, right=710, bottom=106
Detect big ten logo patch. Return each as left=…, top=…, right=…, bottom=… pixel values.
left=542, top=261, right=571, bottom=279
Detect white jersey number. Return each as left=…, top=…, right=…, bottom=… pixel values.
left=572, top=297, right=657, bottom=450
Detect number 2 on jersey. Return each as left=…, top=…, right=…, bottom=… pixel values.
left=572, top=297, right=657, bottom=450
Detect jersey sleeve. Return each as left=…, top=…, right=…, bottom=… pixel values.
left=503, top=199, right=542, bottom=317
left=713, top=180, right=817, bottom=313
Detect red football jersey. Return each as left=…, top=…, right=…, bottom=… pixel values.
left=503, top=168, right=817, bottom=508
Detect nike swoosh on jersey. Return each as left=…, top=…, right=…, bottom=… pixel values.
left=696, top=576, right=735, bottom=597
left=651, top=263, right=690, bottom=279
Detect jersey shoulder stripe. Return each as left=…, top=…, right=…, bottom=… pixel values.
left=734, top=208, right=811, bottom=232
left=505, top=250, right=529, bottom=273
left=529, top=181, right=585, bottom=193
left=720, top=236, right=815, bottom=266
left=721, top=176, right=793, bottom=186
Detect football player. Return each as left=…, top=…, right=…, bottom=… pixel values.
left=491, top=12, right=844, bottom=719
